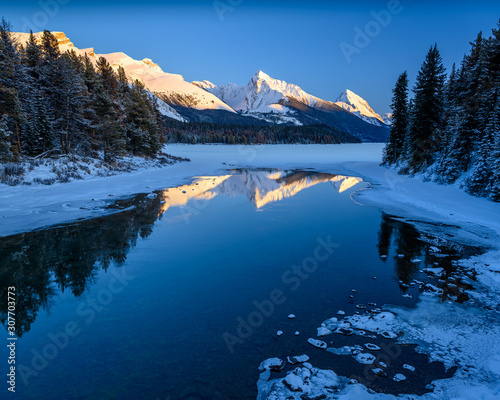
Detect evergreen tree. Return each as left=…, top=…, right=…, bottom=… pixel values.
left=125, top=80, right=160, bottom=155
left=407, top=44, right=446, bottom=171
left=40, top=30, right=60, bottom=61
left=466, top=90, right=499, bottom=196
left=488, top=20, right=500, bottom=84
left=96, top=56, right=118, bottom=95
left=383, top=71, right=409, bottom=165
left=0, top=19, right=24, bottom=157
left=0, top=114, right=13, bottom=161
left=488, top=129, right=500, bottom=201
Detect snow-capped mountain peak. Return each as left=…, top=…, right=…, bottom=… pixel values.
left=239, top=70, right=320, bottom=113
left=253, top=70, right=272, bottom=81
left=334, top=90, right=386, bottom=126
left=193, top=71, right=389, bottom=136
left=12, top=31, right=235, bottom=117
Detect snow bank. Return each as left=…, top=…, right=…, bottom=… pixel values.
left=259, top=292, right=500, bottom=400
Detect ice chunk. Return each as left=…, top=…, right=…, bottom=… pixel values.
left=284, top=373, right=305, bottom=392
left=327, top=345, right=363, bottom=356
left=403, top=364, right=415, bottom=372
left=393, top=373, right=406, bottom=382
left=308, top=338, right=327, bottom=349
left=317, top=327, right=332, bottom=337
left=259, top=357, right=285, bottom=372
left=354, top=353, right=376, bottom=364
left=288, top=354, right=310, bottom=365
left=372, top=368, right=386, bottom=376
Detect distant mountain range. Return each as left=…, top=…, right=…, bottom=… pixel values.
left=13, top=31, right=391, bottom=142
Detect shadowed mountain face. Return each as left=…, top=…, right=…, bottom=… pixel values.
left=285, top=98, right=390, bottom=142
left=172, top=102, right=389, bottom=143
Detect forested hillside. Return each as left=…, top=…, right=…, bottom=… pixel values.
left=384, top=20, right=500, bottom=201
left=0, top=22, right=163, bottom=163
left=162, top=120, right=361, bottom=145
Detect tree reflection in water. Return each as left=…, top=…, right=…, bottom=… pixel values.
left=1, top=170, right=475, bottom=339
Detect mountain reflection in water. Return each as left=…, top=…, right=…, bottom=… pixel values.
left=0, top=169, right=467, bottom=342
left=156, top=169, right=362, bottom=212
left=0, top=170, right=360, bottom=336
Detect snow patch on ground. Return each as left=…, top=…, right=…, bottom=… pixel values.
left=0, top=153, right=181, bottom=187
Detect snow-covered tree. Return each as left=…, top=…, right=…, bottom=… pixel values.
left=466, top=90, right=499, bottom=196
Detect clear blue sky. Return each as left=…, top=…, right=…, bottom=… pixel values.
left=2, top=0, right=500, bottom=113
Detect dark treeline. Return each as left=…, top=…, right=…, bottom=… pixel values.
left=0, top=21, right=162, bottom=163
left=383, top=20, right=500, bottom=201
left=163, top=120, right=361, bottom=144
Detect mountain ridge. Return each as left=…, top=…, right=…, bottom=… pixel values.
left=12, top=31, right=389, bottom=142
left=193, top=70, right=390, bottom=142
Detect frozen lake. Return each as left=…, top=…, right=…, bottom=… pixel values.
left=0, top=169, right=479, bottom=399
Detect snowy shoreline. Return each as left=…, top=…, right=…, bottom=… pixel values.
left=3, top=144, right=498, bottom=243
